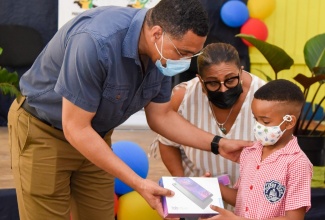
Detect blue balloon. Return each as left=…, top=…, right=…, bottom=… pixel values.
left=220, top=1, right=249, bottom=28
left=112, top=141, right=149, bottom=195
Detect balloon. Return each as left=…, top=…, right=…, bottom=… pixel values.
left=112, top=141, right=149, bottom=195
left=114, top=193, right=119, bottom=216
left=117, top=191, right=162, bottom=220
left=220, top=0, right=249, bottom=27
left=247, top=0, right=276, bottom=19
left=240, top=18, right=268, bottom=46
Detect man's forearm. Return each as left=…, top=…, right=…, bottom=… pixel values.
left=147, top=108, right=214, bottom=151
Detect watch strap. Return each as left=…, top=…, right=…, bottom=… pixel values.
left=211, top=135, right=222, bottom=155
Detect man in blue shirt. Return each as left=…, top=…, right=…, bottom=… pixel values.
left=8, top=0, right=252, bottom=219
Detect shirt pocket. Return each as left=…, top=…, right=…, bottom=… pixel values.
left=102, top=85, right=130, bottom=119
left=103, top=85, right=129, bottom=103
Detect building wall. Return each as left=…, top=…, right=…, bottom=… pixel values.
left=249, top=0, right=325, bottom=107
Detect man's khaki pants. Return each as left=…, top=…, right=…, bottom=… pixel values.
left=7, top=97, right=115, bottom=220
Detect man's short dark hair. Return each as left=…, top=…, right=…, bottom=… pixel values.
left=254, top=79, right=305, bottom=107
left=146, top=0, right=208, bottom=39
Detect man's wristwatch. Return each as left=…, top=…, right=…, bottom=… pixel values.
left=211, top=135, right=223, bottom=155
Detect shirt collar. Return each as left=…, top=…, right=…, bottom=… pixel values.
left=251, top=136, right=301, bottom=155
left=122, top=8, right=148, bottom=60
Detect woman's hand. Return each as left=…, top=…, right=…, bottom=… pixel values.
left=202, top=172, right=212, bottom=178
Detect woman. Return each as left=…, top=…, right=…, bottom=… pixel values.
left=150, top=43, right=265, bottom=211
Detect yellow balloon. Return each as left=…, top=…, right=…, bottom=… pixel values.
left=247, top=0, right=276, bottom=19
left=117, top=191, right=163, bottom=220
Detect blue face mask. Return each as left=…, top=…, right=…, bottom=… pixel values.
left=154, top=34, right=191, bottom=77
left=155, top=59, right=191, bottom=77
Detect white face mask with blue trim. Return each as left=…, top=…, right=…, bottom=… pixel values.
left=154, top=33, right=191, bottom=77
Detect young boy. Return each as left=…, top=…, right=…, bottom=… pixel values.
left=204, top=79, right=313, bottom=220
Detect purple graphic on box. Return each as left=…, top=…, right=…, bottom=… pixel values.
left=173, top=177, right=213, bottom=209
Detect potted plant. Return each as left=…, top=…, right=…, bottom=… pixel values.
left=0, top=47, right=20, bottom=97
left=236, top=33, right=325, bottom=166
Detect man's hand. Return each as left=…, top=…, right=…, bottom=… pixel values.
left=218, top=139, right=253, bottom=162
left=199, top=205, right=242, bottom=220
left=136, top=178, right=174, bottom=217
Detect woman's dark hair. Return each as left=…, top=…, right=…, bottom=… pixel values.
left=146, top=0, right=208, bottom=39
left=197, top=43, right=241, bottom=76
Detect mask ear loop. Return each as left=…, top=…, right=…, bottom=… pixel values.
left=154, top=32, right=167, bottom=61
left=283, top=115, right=293, bottom=122
left=279, top=115, right=293, bottom=133
left=279, top=115, right=292, bottom=126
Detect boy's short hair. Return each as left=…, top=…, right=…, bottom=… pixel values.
left=254, top=79, right=305, bottom=109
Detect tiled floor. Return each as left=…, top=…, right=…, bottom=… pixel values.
left=0, top=113, right=170, bottom=189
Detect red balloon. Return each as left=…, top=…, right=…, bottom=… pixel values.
left=240, top=18, right=268, bottom=46
left=114, top=193, right=119, bottom=216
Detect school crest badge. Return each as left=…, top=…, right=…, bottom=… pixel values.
left=264, top=180, right=285, bottom=203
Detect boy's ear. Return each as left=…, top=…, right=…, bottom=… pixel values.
left=285, top=115, right=297, bottom=130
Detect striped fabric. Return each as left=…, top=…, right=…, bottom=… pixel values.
left=151, top=73, right=265, bottom=185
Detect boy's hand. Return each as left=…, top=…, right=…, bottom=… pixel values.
left=199, top=205, right=241, bottom=220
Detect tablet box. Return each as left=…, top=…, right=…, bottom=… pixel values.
left=159, top=177, right=224, bottom=218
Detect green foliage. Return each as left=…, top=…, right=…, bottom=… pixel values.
left=236, top=34, right=294, bottom=79
left=304, top=33, right=325, bottom=75
left=0, top=47, right=21, bottom=97
left=251, top=68, right=273, bottom=82
left=0, top=67, right=20, bottom=97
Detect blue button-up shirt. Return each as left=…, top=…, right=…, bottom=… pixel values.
left=20, top=6, right=172, bottom=135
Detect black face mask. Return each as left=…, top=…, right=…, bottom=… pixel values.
left=206, top=83, right=243, bottom=109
